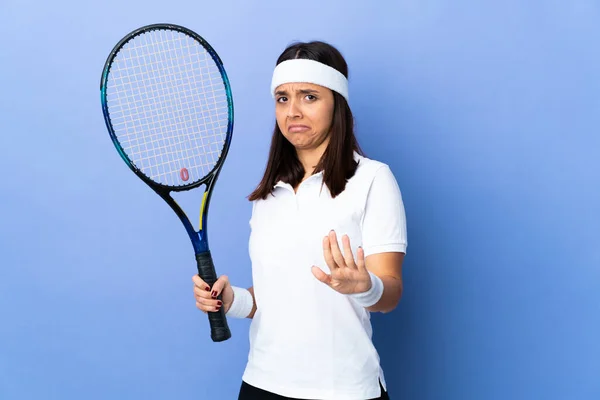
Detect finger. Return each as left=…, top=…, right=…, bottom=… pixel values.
left=195, top=301, right=208, bottom=314
left=192, top=275, right=211, bottom=299
left=192, top=275, right=209, bottom=290
left=193, top=284, right=212, bottom=299
left=311, top=266, right=332, bottom=285
left=195, top=297, right=223, bottom=313
left=328, top=230, right=347, bottom=268
left=356, top=246, right=367, bottom=271
left=210, top=275, right=229, bottom=299
left=195, top=296, right=222, bottom=309
left=341, top=234, right=357, bottom=269
left=322, top=235, right=338, bottom=271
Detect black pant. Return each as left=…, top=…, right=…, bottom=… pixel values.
left=238, top=380, right=390, bottom=400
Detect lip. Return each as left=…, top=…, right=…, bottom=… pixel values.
left=288, top=124, right=311, bottom=133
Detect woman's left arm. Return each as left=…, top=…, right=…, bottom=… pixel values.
left=365, top=252, right=405, bottom=313
left=312, top=164, right=408, bottom=312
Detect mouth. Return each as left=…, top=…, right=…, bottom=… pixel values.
left=288, top=124, right=311, bottom=133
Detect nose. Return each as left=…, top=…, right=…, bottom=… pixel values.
left=286, top=98, right=302, bottom=119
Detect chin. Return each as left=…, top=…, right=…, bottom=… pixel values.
left=292, top=143, right=310, bottom=150
left=285, top=136, right=308, bottom=148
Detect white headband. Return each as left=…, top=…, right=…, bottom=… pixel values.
left=270, top=59, right=349, bottom=102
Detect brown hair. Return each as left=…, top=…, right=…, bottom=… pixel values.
left=248, top=41, right=364, bottom=201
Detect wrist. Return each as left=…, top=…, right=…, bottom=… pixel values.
left=348, top=271, right=384, bottom=308
left=226, top=286, right=254, bottom=318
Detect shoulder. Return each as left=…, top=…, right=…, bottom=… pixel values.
left=335, top=153, right=402, bottom=209
left=355, top=153, right=387, bottom=170
left=352, top=153, right=397, bottom=186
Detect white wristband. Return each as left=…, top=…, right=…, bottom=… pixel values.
left=349, top=271, right=384, bottom=308
left=226, top=286, right=254, bottom=319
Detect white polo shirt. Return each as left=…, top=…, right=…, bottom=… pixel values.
left=242, top=153, right=407, bottom=400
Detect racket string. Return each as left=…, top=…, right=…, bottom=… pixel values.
left=106, top=28, right=229, bottom=187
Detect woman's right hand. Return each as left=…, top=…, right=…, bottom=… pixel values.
left=192, top=274, right=234, bottom=314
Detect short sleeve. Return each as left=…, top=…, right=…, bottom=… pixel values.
left=361, top=165, right=408, bottom=257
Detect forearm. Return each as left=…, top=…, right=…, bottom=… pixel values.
left=366, top=274, right=403, bottom=313
left=360, top=252, right=405, bottom=313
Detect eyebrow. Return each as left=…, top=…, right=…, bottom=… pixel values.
left=275, top=88, right=320, bottom=96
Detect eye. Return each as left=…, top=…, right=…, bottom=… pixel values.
left=277, top=96, right=288, bottom=103
left=305, top=94, right=317, bottom=101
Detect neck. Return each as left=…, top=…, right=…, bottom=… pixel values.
left=296, top=139, right=329, bottom=180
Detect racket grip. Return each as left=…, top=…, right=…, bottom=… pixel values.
left=195, top=251, right=232, bottom=342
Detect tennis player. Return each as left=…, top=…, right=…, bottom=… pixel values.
left=193, top=40, right=407, bottom=400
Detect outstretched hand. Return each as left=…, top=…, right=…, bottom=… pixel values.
left=311, top=230, right=372, bottom=295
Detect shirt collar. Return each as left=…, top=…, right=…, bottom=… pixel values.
left=273, top=170, right=323, bottom=190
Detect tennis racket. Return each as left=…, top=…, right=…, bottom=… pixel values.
left=100, top=23, right=234, bottom=342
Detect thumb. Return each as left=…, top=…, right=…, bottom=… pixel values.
left=311, top=266, right=331, bottom=285
left=210, top=275, right=230, bottom=298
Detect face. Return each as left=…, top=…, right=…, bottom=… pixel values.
left=274, top=82, right=335, bottom=151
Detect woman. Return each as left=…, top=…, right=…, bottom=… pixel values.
left=193, top=41, right=407, bottom=400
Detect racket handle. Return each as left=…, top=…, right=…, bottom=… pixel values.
left=195, top=251, right=232, bottom=342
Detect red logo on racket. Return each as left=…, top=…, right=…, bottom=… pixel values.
left=180, top=167, right=189, bottom=181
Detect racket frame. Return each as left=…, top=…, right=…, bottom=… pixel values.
left=100, top=23, right=234, bottom=341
